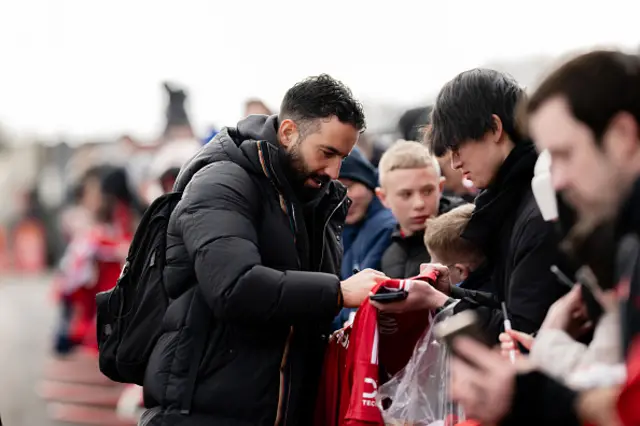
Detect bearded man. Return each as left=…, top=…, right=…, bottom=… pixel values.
left=140, top=74, right=388, bottom=426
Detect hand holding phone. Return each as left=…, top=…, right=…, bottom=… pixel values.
left=369, top=273, right=449, bottom=313
left=369, top=286, right=408, bottom=304
left=341, top=269, right=389, bottom=308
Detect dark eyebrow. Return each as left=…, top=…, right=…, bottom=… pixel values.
left=321, top=145, right=349, bottom=159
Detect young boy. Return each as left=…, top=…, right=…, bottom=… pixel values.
left=423, top=203, right=496, bottom=313
left=377, top=140, right=465, bottom=278
left=423, top=204, right=485, bottom=287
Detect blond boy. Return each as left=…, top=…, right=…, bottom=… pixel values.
left=423, top=204, right=484, bottom=286
left=377, top=140, right=465, bottom=278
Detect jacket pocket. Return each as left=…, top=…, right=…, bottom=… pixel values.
left=198, top=321, right=238, bottom=378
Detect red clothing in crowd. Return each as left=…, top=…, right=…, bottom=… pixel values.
left=67, top=225, right=129, bottom=351
left=315, top=270, right=439, bottom=426
left=618, top=337, right=640, bottom=425
left=59, top=202, right=134, bottom=351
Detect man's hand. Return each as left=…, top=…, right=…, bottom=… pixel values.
left=420, top=263, right=452, bottom=295
left=340, top=269, right=388, bottom=308
left=450, top=337, right=533, bottom=424
left=370, top=279, right=449, bottom=313
left=499, top=329, right=534, bottom=361
left=541, top=285, right=592, bottom=338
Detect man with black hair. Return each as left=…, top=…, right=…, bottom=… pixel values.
left=423, top=69, right=568, bottom=340
left=141, top=74, right=387, bottom=426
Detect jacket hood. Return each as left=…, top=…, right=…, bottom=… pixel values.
left=174, top=115, right=281, bottom=192
left=174, top=114, right=347, bottom=207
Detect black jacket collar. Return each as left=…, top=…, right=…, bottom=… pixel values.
left=175, top=114, right=347, bottom=217
left=462, top=142, right=538, bottom=257
left=616, top=176, right=640, bottom=238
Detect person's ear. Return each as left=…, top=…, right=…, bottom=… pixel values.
left=455, top=263, right=471, bottom=281
left=375, top=187, right=390, bottom=209
left=491, top=114, right=505, bottom=144
left=278, top=119, right=298, bottom=149
left=604, top=111, right=640, bottom=166
left=439, top=176, right=446, bottom=192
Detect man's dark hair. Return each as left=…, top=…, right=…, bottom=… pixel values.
left=427, top=68, right=525, bottom=157
left=522, top=50, right=640, bottom=145
left=280, top=74, right=366, bottom=138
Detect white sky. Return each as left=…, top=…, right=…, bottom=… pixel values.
left=0, top=0, right=638, bottom=142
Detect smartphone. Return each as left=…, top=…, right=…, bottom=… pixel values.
left=433, top=310, right=488, bottom=364
left=369, top=286, right=408, bottom=304
left=575, top=266, right=602, bottom=297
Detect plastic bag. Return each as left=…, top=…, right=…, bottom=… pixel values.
left=376, top=303, right=466, bottom=426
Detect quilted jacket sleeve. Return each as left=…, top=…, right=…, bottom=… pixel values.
left=175, top=161, right=341, bottom=324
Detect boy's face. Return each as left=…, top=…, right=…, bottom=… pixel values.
left=340, top=179, right=374, bottom=225
left=377, top=166, right=444, bottom=236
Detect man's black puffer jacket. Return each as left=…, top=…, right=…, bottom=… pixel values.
left=141, top=115, right=349, bottom=426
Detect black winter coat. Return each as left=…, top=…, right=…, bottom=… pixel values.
left=141, top=115, right=349, bottom=426
left=459, top=142, right=570, bottom=342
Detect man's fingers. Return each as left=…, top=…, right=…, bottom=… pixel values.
left=499, top=333, right=517, bottom=352
left=566, top=284, right=584, bottom=304
left=373, top=274, right=389, bottom=283
left=506, top=330, right=534, bottom=349
left=498, top=332, right=512, bottom=343
left=370, top=300, right=403, bottom=313
left=370, top=300, right=383, bottom=310
left=500, top=341, right=515, bottom=351
left=420, top=262, right=449, bottom=274
left=432, top=263, right=449, bottom=274
left=405, top=279, right=431, bottom=292
left=363, top=268, right=387, bottom=277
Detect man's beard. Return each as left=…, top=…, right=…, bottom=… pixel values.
left=285, top=143, right=330, bottom=200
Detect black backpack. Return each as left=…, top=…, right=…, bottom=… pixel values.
left=96, top=191, right=208, bottom=413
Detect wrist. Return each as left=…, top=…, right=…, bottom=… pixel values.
left=440, top=283, right=452, bottom=296
left=432, top=292, right=454, bottom=312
